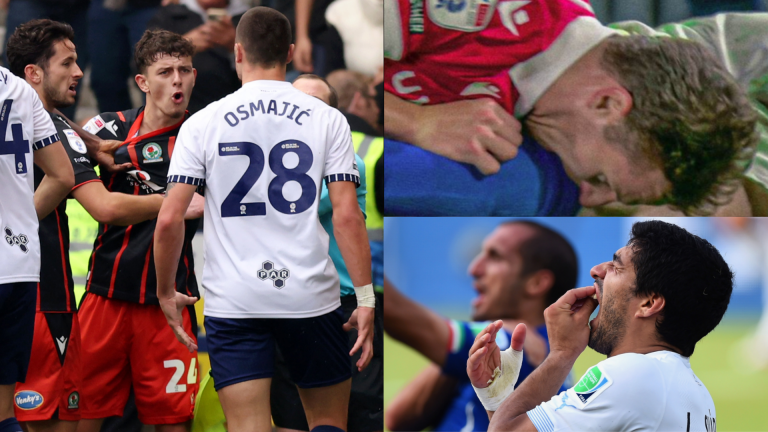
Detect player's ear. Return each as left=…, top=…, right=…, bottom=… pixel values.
left=586, top=85, right=632, bottom=125
left=635, top=292, right=665, bottom=319
left=523, top=269, right=554, bottom=299
left=135, top=73, right=149, bottom=93
left=234, top=43, right=244, bottom=64
left=286, top=43, right=295, bottom=65
left=24, top=64, right=42, bottom=85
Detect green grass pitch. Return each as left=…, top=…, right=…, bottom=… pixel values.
left=385, top=322, right=768, bottom=431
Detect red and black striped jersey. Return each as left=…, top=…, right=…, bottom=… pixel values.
left=83, top=107, right=199, bottom=304
left=34, top=112, right=100, bottom=312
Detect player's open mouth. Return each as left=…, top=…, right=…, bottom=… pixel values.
left=593, top=281, right=601, bottom=304
left=68, top=83, right=77, bottom=95
left=172, top=92, right=184, bottom=103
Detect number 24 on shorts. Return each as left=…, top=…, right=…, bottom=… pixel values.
left=164, top=358, right=198, bottom=394
left=219, top=139, right=317, bottom=217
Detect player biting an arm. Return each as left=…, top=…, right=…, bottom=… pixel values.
left=468, top=221, right=730, bottom=431
left=75, top=29, right=202, bottom=432
left=155, top=7, right=373, bottom=432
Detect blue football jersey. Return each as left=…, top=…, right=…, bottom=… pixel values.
left=384, top=137, right=580, bottom=216
left=437, top=321, right=573, bottom=432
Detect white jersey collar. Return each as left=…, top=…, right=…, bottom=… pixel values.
left=510, top=16, right=619, bottom=117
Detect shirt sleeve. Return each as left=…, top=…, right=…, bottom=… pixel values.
left=323, top=111, right=360, bottom=187
left=29, top=87, right=58, bottom=150
left=526, top=354, right=664, bottom=432
left=384, top=0, right=408, bottom=61
left=167, top=114, right=206, bottom=186
left=55, top=121, right=100, bottom=189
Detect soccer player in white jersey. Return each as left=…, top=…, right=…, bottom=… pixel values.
left=154, top=7, right=374, bottom=432
left=467, top=220, right=730, bottom=432
left=0, top=67, right=74, bottom=432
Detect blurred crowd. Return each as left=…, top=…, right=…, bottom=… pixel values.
left=0, top=0, right=384, bottom=138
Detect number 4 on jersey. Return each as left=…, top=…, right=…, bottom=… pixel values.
left=0, top=99, right=30, bottom=174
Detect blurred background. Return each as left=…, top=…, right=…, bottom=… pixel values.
left=385, top=217, right=768, bottom=431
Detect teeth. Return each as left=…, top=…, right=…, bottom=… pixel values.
left=591, top=294, right=597, bottom=300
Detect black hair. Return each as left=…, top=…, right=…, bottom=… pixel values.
left=502, top=220, right=578, bottom=307
left=235, top=7, right=292, bottom=68
left=627, top=220, right=733, bottom=356
left=7, top=19, right=75, bottom=78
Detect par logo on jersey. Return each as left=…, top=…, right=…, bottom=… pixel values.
left=257, top=261, right=291, bottom=289
left=142, top=142, right=163, bottom=163
left=63, top=129, right=87, bottom=154
left=14, top=390, right=43, bottom=410
left=571, top=365, right=612, bottom=405
left=4, top=227, right=29, bottom=253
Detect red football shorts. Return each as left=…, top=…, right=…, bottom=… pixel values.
left=78, top=293, right=198, bottom=425
left=15, top=311, right=81, bottom=421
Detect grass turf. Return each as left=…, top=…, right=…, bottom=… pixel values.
left=384, top=322, right=768, bottom=431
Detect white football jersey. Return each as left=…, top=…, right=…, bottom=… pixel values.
left=0, top=67, right=59, bottom=284
left=168, top=80, right=359, bottom=318
left=527, top=351, right=717, bottom=432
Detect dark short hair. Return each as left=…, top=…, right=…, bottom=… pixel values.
left=627, top=220, right=733, bottom=357
left=235, top=7, right=292, bottom=68
left=7, top=19, right=75, bottom=78
left=134, top=29, right=195, bottom=74
left=502, top=220, right=578, bottom=307
left=601, top=36, right=758, bottom=215
left=295, top=74, right=338, bottom=108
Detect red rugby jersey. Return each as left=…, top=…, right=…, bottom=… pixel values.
left=384, top=0, right=617, bottom=117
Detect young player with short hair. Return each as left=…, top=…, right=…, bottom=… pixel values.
left=75, top=29, right=201, bottom=432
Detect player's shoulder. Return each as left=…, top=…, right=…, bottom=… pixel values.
left=587, top=352, right=668, bottom=399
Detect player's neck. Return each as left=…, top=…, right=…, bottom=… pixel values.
left=139, top=104, right=182, bottom=136
left=240, top=64, right=287, bottom=85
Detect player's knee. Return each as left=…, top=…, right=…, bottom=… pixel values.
left=310, top=426, right=345, bottom=432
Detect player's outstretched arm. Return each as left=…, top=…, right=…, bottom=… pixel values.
left=50, top=109, right=132, bottom=172
left=486, top=286, right=598, bottom=432
left=385, top=364, right=460, bottom=431
left=383, top=276, right=451, bottom=366
left=33, top=141, right=74, bottom=219
left=384, top=91, right=523, bottom=175
left=154, top=182, right=199, bottom=352
left=72, top=182, right=203, bottom=226
left=329, top=180, right=374, bottom=371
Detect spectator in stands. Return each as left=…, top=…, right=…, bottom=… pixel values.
left=147, top=0, right=249, bottom=114
left=327, top=69, right=381, bottom=136
left=1, top=0, right=90, bottom=119
left=326, top=0, right=381, bottom=76
left=293, top=0, right=345, bottom=77
left=87, top=0, right=163, bottom=113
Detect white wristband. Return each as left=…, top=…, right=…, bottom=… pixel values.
left=354, top=283, right=376, bottom=308
left=471, top=345, right=524, bottom=412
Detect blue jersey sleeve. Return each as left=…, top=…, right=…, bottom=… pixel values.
left=384, top=137, right=580, bottom=216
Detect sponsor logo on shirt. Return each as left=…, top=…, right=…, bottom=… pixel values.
left=257, top=261, right=291, bottom=289
left=14, top=391, right=44, bottom=410
left=64, top=129, right=87, bottom=154
left=142, top=142, right=163, bottom=163
left=427, top=0, right=497, bottom=32
left=572, top=365, right=612, bottom=405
